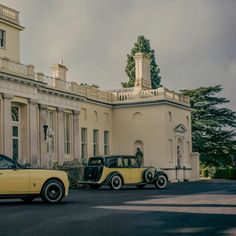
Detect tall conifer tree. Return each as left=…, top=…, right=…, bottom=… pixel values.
left=122, top=35, right=161, bottom=88
left=182, top=85, right=236, bottom=167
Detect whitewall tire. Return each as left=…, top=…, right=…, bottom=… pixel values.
left=144, top=169, right=155, bottom=182
left=110, top=175, right=122, bottom=190
left=155, top=175, right=167, bottom=189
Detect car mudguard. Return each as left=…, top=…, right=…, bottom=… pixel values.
left=102, top=172, right=123, bottom=186
left=150, top=171, right=168, bottom=183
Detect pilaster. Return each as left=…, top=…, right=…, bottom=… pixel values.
left=73, top=110, right=80, bottom=161
left=39, top=104, right=47, bottom=167
left=29, top=98, right=39, bottom=166
left=2, top=93, right=13, bottom=157
left=57, top=107, right=65, bottom=165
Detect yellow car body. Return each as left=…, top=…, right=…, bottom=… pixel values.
left=97, top=166, right=148, bottom=184
left=79, top=155, right=168, bottom=190
left=0, top=154, right=69, bottom=203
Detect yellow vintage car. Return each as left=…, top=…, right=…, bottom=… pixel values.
left=78, top=155, right=168, bottom=190
left=0, top=154, right=69, bottom=203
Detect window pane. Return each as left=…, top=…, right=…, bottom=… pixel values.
left=12, top=126, right=18, bottom=137
left=104, top=131, right=109, bottom=155
left=11, top=106, right=19, bottom=122
left=0, top=30, right=5, bottom=47
left=13, top=139, right=19, bottom=161
left=81, top=128, right=87, bottom=159
left=130, top=158, right=139, bottom=167
left=64, top=114, right=71, bottom=155
left=93, top=129, right=99, bottom=156
left=122, top=157, right=129, bottom=167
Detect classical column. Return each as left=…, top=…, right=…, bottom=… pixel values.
left=29, top=99, right=39, bottom=167
left=73, top=110, right=80, bottom=161
left=2, top=93, right=13, bottom=157
left=57, top=107, right=65, bottom=165
left=0, top=96, right=3, bottom=154
left=39, top=104, right=47, bottom=168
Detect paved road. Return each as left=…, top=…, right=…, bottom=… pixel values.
left=0, top=180, right=235, bottom=236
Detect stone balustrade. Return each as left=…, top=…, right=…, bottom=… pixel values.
left=0, top=57, right=189, bottom=106
left=0, top=57, right=32, bottom=78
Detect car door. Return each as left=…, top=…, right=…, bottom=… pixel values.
left=119, top=157, right=132, bottom=184
left=0, top=155, right=30, bottom=194
left=129, top=157, right=143, bottom=183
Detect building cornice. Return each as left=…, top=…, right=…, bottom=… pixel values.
left=0, top=18, right=24, bottom=30
left=112, top=100, right=193, bottom=111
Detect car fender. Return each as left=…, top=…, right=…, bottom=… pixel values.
left=103, top=171, right=123, bottom=186
left=151, top=171, right=168, bottom=183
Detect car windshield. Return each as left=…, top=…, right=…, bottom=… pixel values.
left=0, top=155, right=23, bottom=169
left=88, top=157, right=104, bottom=166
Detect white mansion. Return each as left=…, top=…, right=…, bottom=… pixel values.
left=0, top=4, right=199, bottom=181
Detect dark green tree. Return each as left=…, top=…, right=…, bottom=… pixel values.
left=122, top=35, right=161, bottom=89
left=182, top=85, right=236, bottom=167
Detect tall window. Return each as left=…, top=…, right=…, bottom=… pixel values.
left=104, top=131, right=110, bottom=155
left=0, top=30, right=6, bottom=48
left=11, top=106, right=20, bottom=161
left=93, top=129, right=99, bottom=156
left=64, top=114, right=72, bottom=155
left=81, top=128, right=87, bottom=159
left=46, top=111, right=55, bottom=153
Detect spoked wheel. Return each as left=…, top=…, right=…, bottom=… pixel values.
left=136, top=184, right=146, bottom=189
left=110, top=175, right=122, bottom=190
left=144, top=169, right=155, bottom=182
left=41, top=180, right=64, bottom=203
left=155, top=175, right=167, bottom=189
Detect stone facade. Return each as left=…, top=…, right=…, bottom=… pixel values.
left=0, top=4, right=199, bottom=181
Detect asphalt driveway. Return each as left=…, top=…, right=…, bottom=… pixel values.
left=0, top=179, right=235, bottom=236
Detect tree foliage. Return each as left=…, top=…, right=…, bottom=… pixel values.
left=122, top=35, right=161, bottom=89
left=182, top=85, right=236, bottom=167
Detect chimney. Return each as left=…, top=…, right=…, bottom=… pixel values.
left=51, top=60, right=68, bottom=81
left=134, top=52, right=151, bottom=92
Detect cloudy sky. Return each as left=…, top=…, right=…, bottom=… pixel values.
left=2, top=0, right=236, bottom=110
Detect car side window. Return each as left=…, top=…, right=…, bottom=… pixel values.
left=122, top=157, right=129, bottom=168
left=117, top=157, right=123, bottom=167
left=106, top=157, right=118, bottom=168
left=0, top=157, right=15, bottom=169
left=130, top=158, right=139, bottom=168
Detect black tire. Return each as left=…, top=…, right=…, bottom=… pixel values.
left=89, top=184, right=100, bottom=190
left=21, top=197, right=35, bottom=203
left=136, top=184, right=146, bottom=189
left=41, top=180, right=64, bottom=203
left=144, top=169, right=155, bottom=182
left=155, top=175, right=167, bottom=189
left=110, top=175, right=122, bottom=190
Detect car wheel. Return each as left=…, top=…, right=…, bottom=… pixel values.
left=144, top=169, right=155, bottom=182
left=89, top=184, right=100, bottom=190
left=110, top=175, right=122, bottom=190
left=136, top=184, right=146, bottom=189
left=155, top=175, right=167, bottom=189
left=21, top=197, right=35, bottom=203
left=41, top=180, right=64, bottom=203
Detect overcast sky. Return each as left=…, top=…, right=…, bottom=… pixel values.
left=2, top=0, right=236, bottom=110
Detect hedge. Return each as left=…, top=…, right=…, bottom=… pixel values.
left=213, top=168, right=236, bottom=180
left=201, top=167, right=236, bottom=179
